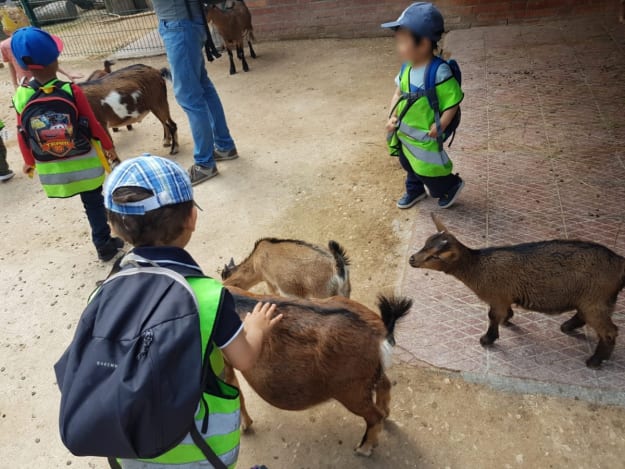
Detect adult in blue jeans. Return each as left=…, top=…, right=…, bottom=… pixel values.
left=153, top=0, right=238, bottom=186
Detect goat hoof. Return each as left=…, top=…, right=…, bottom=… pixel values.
left=354, top=445, right=372, bottom=457
left=502, top=320, right=514, bottom=327
left=586, top=356, right=603, bottom=369
left=241, top=418, right=254, bottom=433
left=112, top=128, right=119, bottom=133
left=479, top=334, right=496, bottom=346
left=169, top=147, right=179, bottom=156
left=163, top=141, right=172, bottom=148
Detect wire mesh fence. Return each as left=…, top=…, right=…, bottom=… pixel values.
left=1, top=1, right=165, bottom=58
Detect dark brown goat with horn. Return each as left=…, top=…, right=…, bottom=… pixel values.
left=409, top=213, right=624, bottom=368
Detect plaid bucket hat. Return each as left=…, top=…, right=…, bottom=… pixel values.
left=104, top=155, right=197, bottom=215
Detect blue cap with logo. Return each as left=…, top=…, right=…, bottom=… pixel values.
left=104, top=155, right=195, bottom=215
left=10, top=26, right=64, bottom=70
left=381, top=2, right=445, bottom=42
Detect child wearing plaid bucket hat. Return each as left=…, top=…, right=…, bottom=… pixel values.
left=98, top=155, right=281, bottom=469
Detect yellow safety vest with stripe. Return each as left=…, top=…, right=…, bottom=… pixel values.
left=13, top=79, right=105, bottom=198
left=393, top=64, right=464, bottom=177
left=128, top=277, right=241, bottom=469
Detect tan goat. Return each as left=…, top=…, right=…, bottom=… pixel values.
left=222, top=238, right=351, bottom=298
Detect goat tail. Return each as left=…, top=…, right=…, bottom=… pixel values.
left=328, top=240, right=350, bottom=279
left=160, top=67, right=173, bottom=82
left=377, top=295, right=412, bottom=346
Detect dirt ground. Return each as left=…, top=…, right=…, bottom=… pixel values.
left=1, top=37, right=624, bottom=469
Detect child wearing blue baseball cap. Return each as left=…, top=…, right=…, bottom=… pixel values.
left=382, top=2, right=465, bottom=209
left=102, top=155, right=281, bottom=468
left=11, top=26, right=123, bottom=261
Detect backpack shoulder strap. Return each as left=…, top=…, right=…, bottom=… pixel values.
left=424, top=56, right=445, bottom=91
left=425, top=56, right=446, bottom=151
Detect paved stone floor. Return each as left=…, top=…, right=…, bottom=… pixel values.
left=396, top=18, right=625, bottom=397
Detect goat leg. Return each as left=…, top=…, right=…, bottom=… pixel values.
left=375, top=372, right=391, bottom=419
left=227, top=48, right=237, bottom=75
left=585, top=312, right=618, bottom=368
left=502, top=307, right=514, bottom=327
left=126, top=125, right=133, bottom=131
left=248, top=40, right=257, bottom=59
left=237, top=45, right=250, bottom=72
left=480, top=306, right=508, bottom=346
left=336, top=388, right=385, bottom=457
left=560, top=311, right=586, bottom=334
left=167, top=120, right=178, bottom=155
left=224, top=362, right=253, bottom=431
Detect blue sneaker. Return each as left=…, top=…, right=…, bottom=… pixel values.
left=438, top=178, right=465, bottom=209
left=397, top=191, right=427, bottom=209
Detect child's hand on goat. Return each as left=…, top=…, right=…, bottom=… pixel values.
left=385, top=116, right=398, bottom=133
left=245, top=302, right=282, bottom=334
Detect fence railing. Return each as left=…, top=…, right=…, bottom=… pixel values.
left=4, top=1, right=164, bottom=58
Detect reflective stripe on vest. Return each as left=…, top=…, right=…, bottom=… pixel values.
left=396, top=65, right=461, bottom=177
left=130, top=277, right=241, bottom=468
left=35, top=148, right=105, bottom=198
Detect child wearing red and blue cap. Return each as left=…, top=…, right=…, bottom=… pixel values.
left=382, top=2, right=465, bottom=210
left=11, top=27, right=123, bottom=261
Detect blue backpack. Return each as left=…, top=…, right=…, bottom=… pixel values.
left=396, top=56, right=463, bottom=150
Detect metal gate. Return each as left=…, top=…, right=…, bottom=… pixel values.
left=5, top=0, right=164, bottom=58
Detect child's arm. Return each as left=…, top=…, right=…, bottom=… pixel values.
left=428, top=105, right=459, bottom=138
left=71, top=84, right=114, bottom=151
left=222, top=302, right=282, bottom=372
left=385, top=87, right=402, bottom=132
left=59, top=66, right=83, bottom=82
left=17, top=125, right=35, bottom=173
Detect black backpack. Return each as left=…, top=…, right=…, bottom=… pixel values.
left=18, top=80, right=92, bottom=161
left=54, top=258, right=228, bottom=468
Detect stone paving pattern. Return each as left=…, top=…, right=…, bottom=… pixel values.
left=396, top=18, right=625, bottom=393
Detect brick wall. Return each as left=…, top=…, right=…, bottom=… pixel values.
left=246, top=0, right=617, bottom=39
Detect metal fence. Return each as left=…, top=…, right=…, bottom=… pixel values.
left=7, top=0, right=164, bottom=58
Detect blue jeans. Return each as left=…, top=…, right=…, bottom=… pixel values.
left=159, top=19, right=235, bottom=168
left=79, top=187, right=111, bottom=249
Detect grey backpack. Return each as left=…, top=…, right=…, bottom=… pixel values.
left=54, top=260, right=227, bottom=468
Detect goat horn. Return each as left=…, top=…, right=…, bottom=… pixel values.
left=431, top=212, right=449, bottom=233
left=228, top=257, right=236, bottom=268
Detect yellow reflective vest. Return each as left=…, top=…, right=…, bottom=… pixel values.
left=123, top=277, right=241, bottom=469
left=391, top=63, right=464, bottom=177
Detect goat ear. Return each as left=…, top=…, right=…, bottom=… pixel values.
left=431, top=213, right=449, bottom=233
left=228, top=257, right=236, bottom=268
